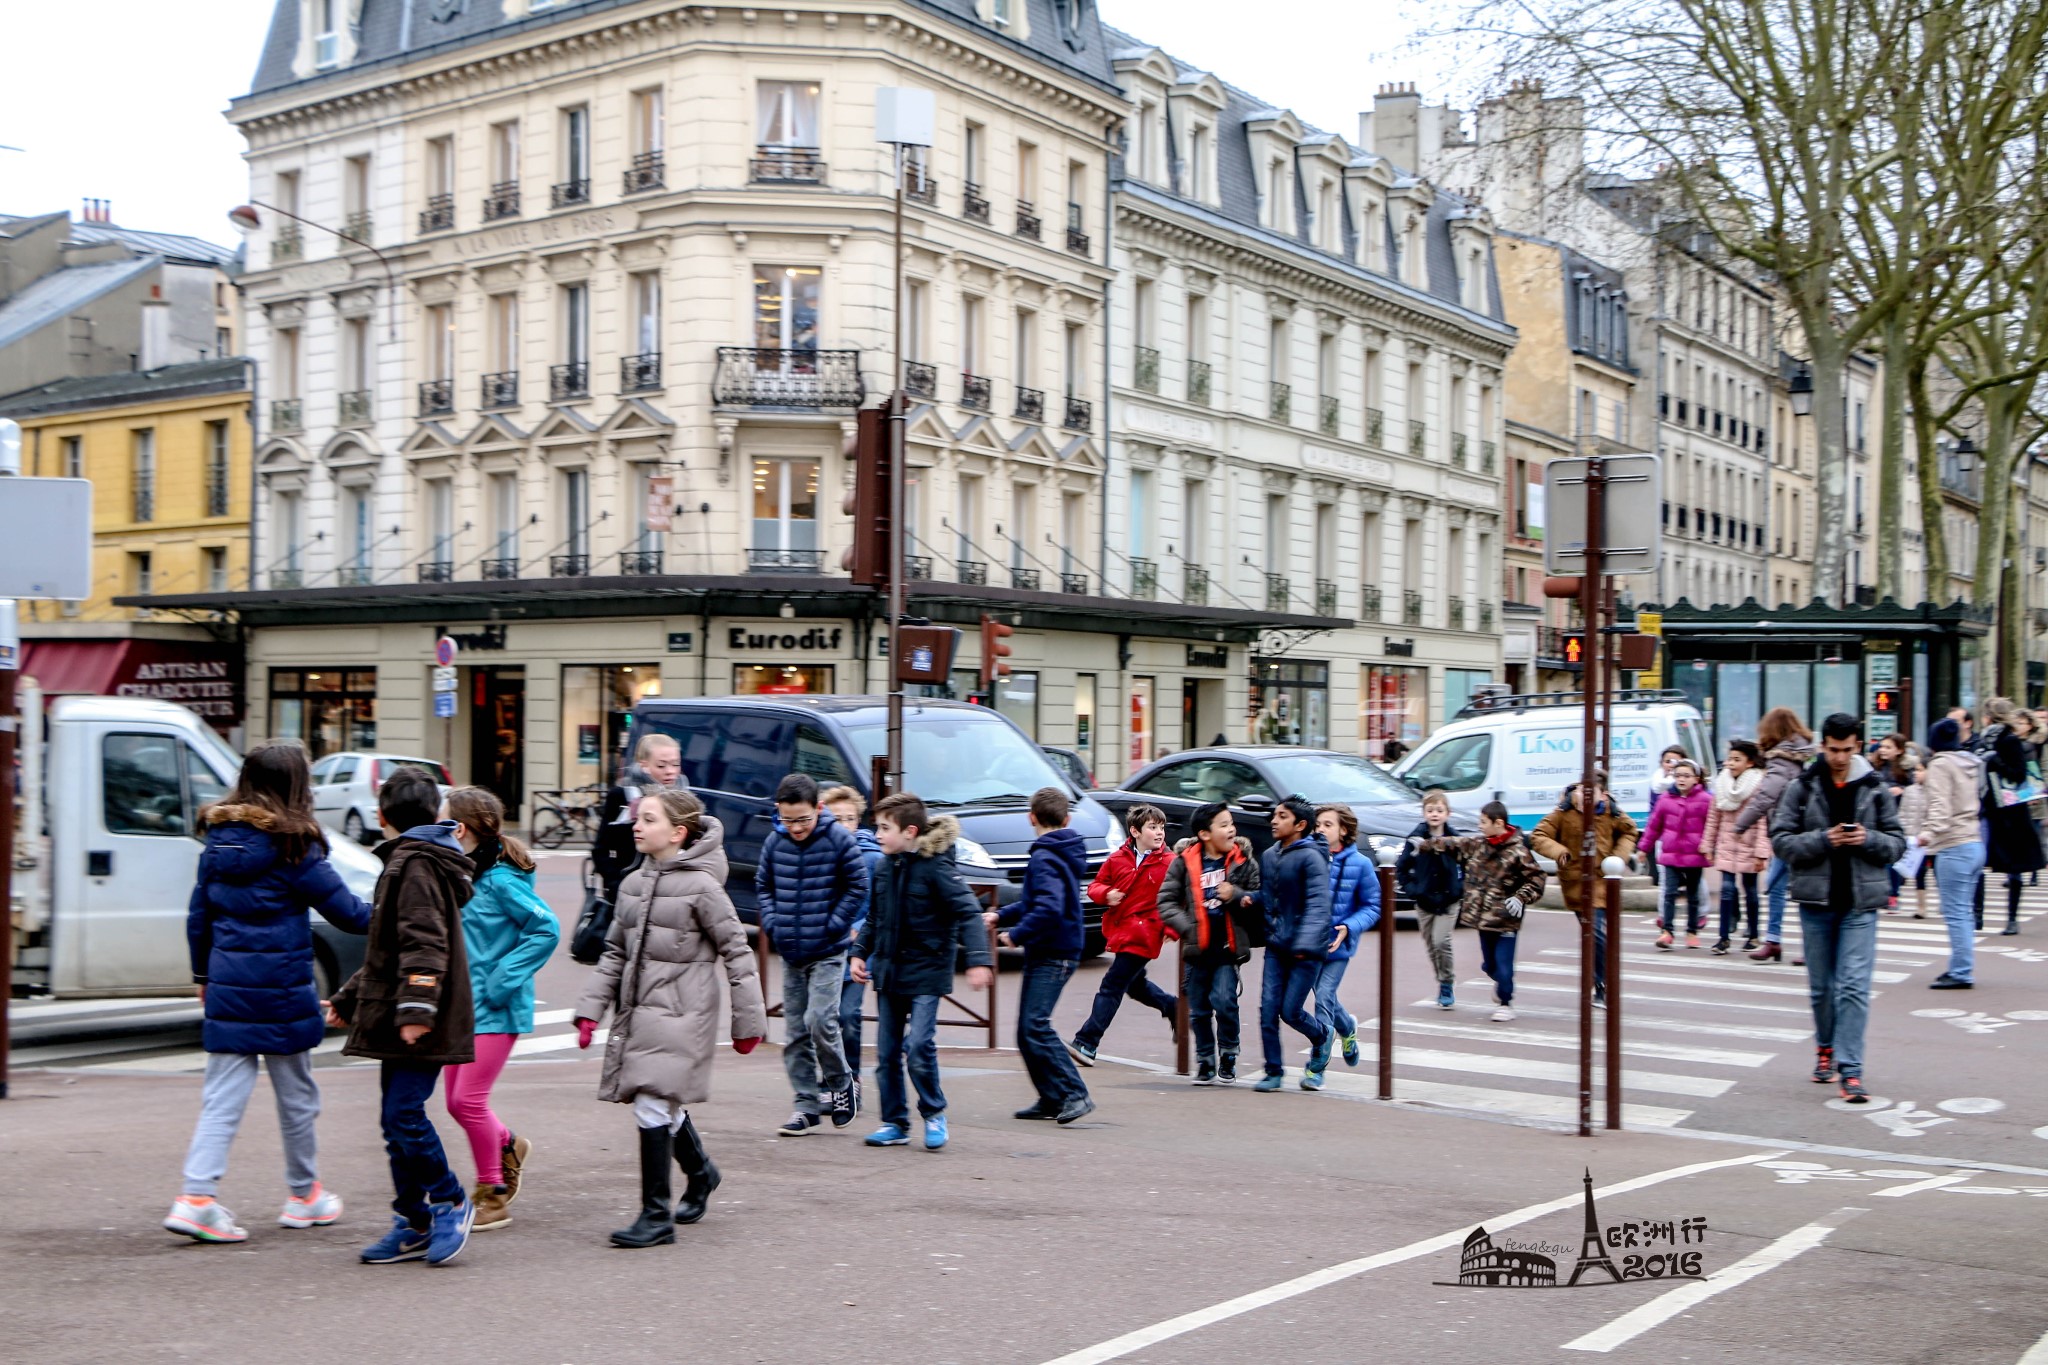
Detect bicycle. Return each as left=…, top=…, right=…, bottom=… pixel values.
left=528, top=785, right=605, bottom=849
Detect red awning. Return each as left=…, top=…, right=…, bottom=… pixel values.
left=19, top=638, right=245, bottom=730
left=19, top=640, right=126, bottom=695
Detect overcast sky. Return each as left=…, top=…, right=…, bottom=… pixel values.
left=0, top=0, right=1449, bottom=247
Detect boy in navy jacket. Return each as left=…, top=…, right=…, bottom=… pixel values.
left=992, top=787, right=1094, bottom=1124
left=1237, top=795, right=1334, bottom=1091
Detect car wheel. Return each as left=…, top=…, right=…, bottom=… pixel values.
left=343, top=809, right=368, bottom=844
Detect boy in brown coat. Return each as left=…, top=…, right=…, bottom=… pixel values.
left=328, top=767, right=478, bottom=1267
left=1531, top=776, right=1638, bottom=1005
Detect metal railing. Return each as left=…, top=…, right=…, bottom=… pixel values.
left=621, top=352, right=661, bottom=392
left=906, top=555, right=933, bottom=581
left=1315, top=578, right=1338, bottom=616
left=961, top=374, right=992, bottom=412
left=624, top=152, right=666, bottom=194
left=417, top=561, right=454, bottom=583
left=956, top=558, right=988, bottom=585
left=270, top=569, right=304, bottom=589
left=1065, top=202, right=1090, bottom=255
left=1269, top=381, right=1292, bottom=424
left=905, top=164, right=937, bottom=205
left=1409, top=420, right=1427, bottom=458
left=338, top=564, right=375, bottom=587
left=272, top=226, right=302, bottom=263
left=271, top=398, right=303, bottom=433
left=481, top=557, right=520, bottom=580
left=1061, top=571, right=1089, bottom=595
left=1403, top=588, right=1424, bottom=624
left=419, top=194, right=455, bottom=234
left=1184, top=564, right=1209, bottom=605
left=1016, top=201, right=1041, bottom=240
left=342, top=211, right=373, bottom=242
left=1319, top=394, right=1340, bottom=437
left=1265, top=572, right=1290, bottom=612
left=1480, top=439, right=1497, bottom=474
left=963, top=182, right=991, bottom=224
left=1451, top=432, right=1469, bottom=469
left=1188, top=358, right=1211, bottom=406
left=1134, top=346, right=1159, bottom=393
left=748, top=548, right=825, bottom=573
left=1010, top=566, right=1041, bottom=590
left=206, top=470, right=229, bottom=518
left=1479, top=601, right=1496, bottom=632
left=482, top=182, right=520, bottom=220
left=713, top=348, right=864, bottom=408
left=1131, top=557, right=1157, bottom=600
left=1014, top=386, right=1045, bottom=422
left=751, top=147, right=826, bottom=183
left=481, top=371, right=518, bottom=408
left=620, top=549, right=663, bottom=575
left=1448, top=594, right=1466, bottom=630
left=905, top=361, right=936, bottom=399
left=1365, top=406, right=1384, bottom=447
left=338, top=389, right=371, bottom=426
left=550, top=553, right=590, bottom=577
left=1360, top=584, right=1382, bottom=620
left=551, top=179, right=591, bottom=209
left=1064, top=395, right=1092, bottom=431
left=549, top=362, right=589, bottom=401
left=419, top=378, right=453, bottom=416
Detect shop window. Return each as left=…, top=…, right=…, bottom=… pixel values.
left=1074, top=673, right=1097, bottom=773
left=269, top=668, right=377, bottom=758
left=1401, top=733, right=1491, bottom=792
left=995, top=671, right=1039, bottom=738
left=1361, top=663, right=1427, bottom=760
left=733, top=663, right=834, bottom=696
left=1444, top=668, right=1493, bottom=717
left=1249, top=658, right=1329, bottom=748
left=560, top=664, right=661, bottom=789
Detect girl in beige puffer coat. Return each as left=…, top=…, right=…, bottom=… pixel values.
left=576, top=788, right=767, bottom=1248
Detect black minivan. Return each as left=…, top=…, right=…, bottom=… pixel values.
left=625, top=696, right=1121, bottom=952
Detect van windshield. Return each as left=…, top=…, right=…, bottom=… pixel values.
left=843, top=711, right=1070, bottom=806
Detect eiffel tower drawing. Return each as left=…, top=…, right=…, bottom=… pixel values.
left=1566, top=1168, right=1624, bottom=1286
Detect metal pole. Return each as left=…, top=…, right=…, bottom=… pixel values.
left=0, top=637, right=14, bottom=1100
left=1577, top=457, right=1606, bottom=1138
left=1174, top=937, right=1189, bottom=1075
left=1604, top=874, right=1623, bottom=1129
left=1377, top=863, right=1396, bottom=1102
left=885, top=144, right=907, bottom=795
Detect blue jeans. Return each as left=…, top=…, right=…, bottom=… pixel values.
left=1935, top=842, right=1988, bottom=983
left=1259, top=950, right=1329, bottom=1075
left=839, top=977, right=865, bottom=1075
left=1182, top=958, right=1241, bottom=1061
left=380, top=1060, right=463, bottom=1226
left=1313, top=957, right=1356, bottom=1039
left=1658, top=866, right=1704, bottom=933
left=1076, top=951, right=1177, bottom=1048
left=872, top=990, right=943, bottom=1127
left=1479, top=929, right=1519, bottom=1005
left=781, top=953, right=850, bottom=1113
left=1798, top=907, right=1878, bottom=1077
left=1017, top=959, right=1087, bottom=1106
left=1764, top=858, right=1791, bottom=942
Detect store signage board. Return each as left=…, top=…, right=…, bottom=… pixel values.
left=1544, top=454, right=1662, bottom=577
left=0, top=477, right=91, bottom=599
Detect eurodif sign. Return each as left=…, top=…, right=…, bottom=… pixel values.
left=726, top=624, right=848, bottom=654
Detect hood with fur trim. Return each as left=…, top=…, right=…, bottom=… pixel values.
left=915, top=814, right=961, bottom=858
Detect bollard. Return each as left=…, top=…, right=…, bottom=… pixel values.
left=1578, top=876, right=1595, bottom=1138
left=1377, top=863, right=1397, bottom=1102
left=1175, top=937, right=1190, bottom=1075
left=1604, top=874, right=1623, bottom=1130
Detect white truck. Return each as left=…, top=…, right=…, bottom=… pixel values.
left=11, top=691, right=380, bottom=999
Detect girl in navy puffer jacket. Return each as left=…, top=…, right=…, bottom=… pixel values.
left=165, top=743, right=371, bottom=1246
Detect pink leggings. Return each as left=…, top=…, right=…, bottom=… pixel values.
left=444, top=1033, right=518, bottom=1186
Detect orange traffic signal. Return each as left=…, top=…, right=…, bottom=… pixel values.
left=980, top=613, right=1014, bottom=689
left=1871, top=688, right=1898, bottom=715
left=1563, top=633, right=1585, bottom=666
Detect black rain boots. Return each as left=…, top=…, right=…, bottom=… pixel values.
left=610, top=1125, right=677, bottom=1248
left=672, top=1115, right=721, bottom=1225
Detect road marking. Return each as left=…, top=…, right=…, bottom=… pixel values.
left=513, top=1027, right=607, bottom=1056
left=1371, top=1017, right=1773, bottom=1067
left=1872, top=1172, right=1973, bottom=1198
left=1313, top=1070, right=1694, bottom=1127
left=2019, top=1325, right=2048, bottom=1364
left=1370, top=1045, right=1734, bottom=1098
left=1547, top=947, right=1929, bottom=976
left=1039, top=1151, right=1786, bottom=1365
left=1516, top=962, right=1852, bottom=994
left=1504, top=981, right=1812, bottom=1014
left=1477, top=1001, right=1811, bottom=1040
left=1562, top=1208, right=1865, bottom=1353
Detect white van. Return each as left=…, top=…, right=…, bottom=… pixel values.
left=1389, top=690, right=1713, bottom=829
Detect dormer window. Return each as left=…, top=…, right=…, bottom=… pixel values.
left=313, top=0, right=339, bottom=68
left=1187, top=125, right=1211, bottom=201
left=1266, top=159, right=1291, bottom=232
left=991, top=0, right=1013, bottom=27
left=1316, top=179, right=1338, bottom=251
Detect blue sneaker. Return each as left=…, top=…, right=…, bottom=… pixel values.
left=360, top=1214, right=429, bottom=1264
left=425, top=1194, right=473, bottom=1266
left=1308, top=1034, right=1334, bottom=1075
left=864, top=1123, right=909, bottom=1147
left=1251, top=1073, right=1285, bottom=1092
left=1340, top=1032, right=1360, bottom=1067
left=1301, top=1067, right=1325, bottom=1091
left=1437, top=983, right=1456, bottom=1010
left=923, top=1115, right=949, bottom=1150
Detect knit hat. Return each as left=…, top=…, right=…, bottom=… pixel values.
left=1929, top=718, right=1962, bottom=753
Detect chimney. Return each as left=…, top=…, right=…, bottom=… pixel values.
left=80, top=197, right=114, bottom=224
left=1368, top=83, right=1424, bottom=172
left=139, top=289, right=171, bottom=371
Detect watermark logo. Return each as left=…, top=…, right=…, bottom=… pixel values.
left=1437, top=1170, right=1708, bottom=1288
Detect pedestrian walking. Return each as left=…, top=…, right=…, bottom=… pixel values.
left=1530, top=776, right=1637, bottom=1005
left=1768, top=712, right=1905, bottom=1104
left=756, top=773, right=868, bottom=1135
left=1645, top=745, right=1686, bottom=887
left=440, top=787, right=560, bottom=1232
left=1237, top=795, right=1335, bottom=1092
left=1396, top=790, right=1464, bottom=1010
left=1068, top=804, right=1178, bottom=1066
left=822, top=784, right=883, bottom=1112
left=574, top=788, right=767, bottom=1248
left=1976, top=697, right=2043, bottom=937
left=1744, top=707, right=1818, bottom=963
left=1703, top=740, right=1770, bottom=954
left=164, top=742, right=373, bottom=1246
left=1156, top=802, right=1260, bottom=1085
left=594, top=733, right=682, bottom=903
left=849, top=792, right=994, bottom=1149
left=1312, top=804, right=1383, bottom=1067
left=1642, top=760, right=1709, bottom=950
left=1411, top=802, right=1547, bottom=1022
left=1898, top=753, right=1932, bottom=918
left=992, top=787, right=1095, bottom=1123
left=1920, top=719, right=1987, bottom=988
left=328, top=768, right=481, bottom=1267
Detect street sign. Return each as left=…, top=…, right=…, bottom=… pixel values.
left=1543, top=454, right=1663, bottom=577
left=1635, top=610, right=1662, bottom=637
left=435, top=635, right=458, bottom=668
left=433, top=666, right=458, bottom=692
left=0, top=477, right=91, bottom=599
left=434, top=691, right=457, bottom=719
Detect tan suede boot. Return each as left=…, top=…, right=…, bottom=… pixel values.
left=471, top=1183, right=511, bottom=1231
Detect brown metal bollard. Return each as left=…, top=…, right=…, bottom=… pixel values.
left=1175, top=937, right=1191, bottom=1075
left=1378, top=864, right=1396, bottom=1101
left=1604, top=875, right=1623, bottom=1130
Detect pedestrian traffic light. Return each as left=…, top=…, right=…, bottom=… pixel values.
left=1871, top=688, right=1899, bottom=717
left=839, top=403, right=892, bottom=586
left=980, top=613, right=1013, bottom=689
left=1562, top=632, right=1586, bottom=667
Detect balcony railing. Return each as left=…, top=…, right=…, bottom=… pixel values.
left=749, top=548, right=826, bottom=574
left=1538, top=625, right=1575, bottom=663
left=1131, top=558, right=1157, bottom=600
left=1360, top=584, right=1383, bottom=621
left=419, top=378, right=453, bottom=416
left=481, top=557, right=520, bottom=580
left=133, top=489, right=154, bottom=523
left=1314, top=578, right=1338, bottom=616
left=1061, top=571, right=1089, bottom=595
left=482, top=182, right=521, bottom=221
left=1480, top=439, right=1497, bottom=474
left=1015, top=201, right=1042, bottom=240
left=271, top=226, right=302, bottom=263
left=1184, top=564, right=1210, bottom=605
left=621, top=352, right=661, bottom=392
left=1065, top=202, right=1090, bottom=255
left=270, top=569, right=304, bottom=590
left=1409, top=420, right=1427, bottom=458
left=1269, top=381, right=1291, bottom=424
left=1063, top=395, right=1092, bottom=431
left=751, top=147, right=826, bottom=183
left=338, top=565, right=375, bottom=587
left=904, top=164, right=937, bottom=205
left=905, top=361, right=936, bottom=399
left=419, top=193, right=455, bottom=234
left=961, top=373, right=992, bottom=412
left=1479, top=601, right=1496, bottom=632
left=342, top=211, right=373, bottom=243
left=955, top=558, right=989, bottom=586
left=1448, top=595, right=1466, bottom=630
left=620, top=549, right=664, bottom=575
left=713, top=348, right=864, bottom=409
left=962, top=182, right=991, bottom=224
left=1403, top=588, right=1424, bottom=625
left=906, top=555, right=933, bottom=581
left=1451, top=432, right=1469, bottom=469
left=1134, top=345, right=1160, bottom=393
left=624, top=152, right=666, bottom=195
left=270, top=398, right=303, bottom=434
left=1263, top=573, right=1290, bottom=613
left=206, top=473, right=229, bottom=518
left=1188, top=358, right=1212, bottom=406
left=1014, top=386, right=1045, bottom=422
left=550, top=179, right=591, bottom=209
left=1319, top=395, right=1340, bottom=437
left=1010, top=566, right=1041, bottom=590
left=550, top=553, right=591, bottom=578
left=417, top=561, right=454, bottom=583
left=1365, top=406, right=1384, bottom=447
left=481, top=371, right=519, bottom=408
left=338, top=389, right=372, bottom=427
left=549, top=362, right=590, bottom=401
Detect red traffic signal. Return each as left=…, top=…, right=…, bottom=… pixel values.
left=839, top=403, right=892, bottom=587
left=980, top=613, right=1014, bottom=689
left=1562, top=632, right=1585, bottom=666
left=1871, top=688, right=1898, bottom=715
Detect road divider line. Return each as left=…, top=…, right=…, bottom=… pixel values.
left=1364, top=1045, right=1734, bottom=1098
left=1498, top=982, right=1812, bottom=1014
left=1370, top=1018, right=1772, bottom=1067
left=1470, top=1001, right=1811, bottom=1040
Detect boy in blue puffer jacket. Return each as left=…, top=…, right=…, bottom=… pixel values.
left=1312, top=804, right=1383, bottom=1069
left=165, top=743, right=372, bottom=1245
left=1237, top=795, right=1336, bottom=1092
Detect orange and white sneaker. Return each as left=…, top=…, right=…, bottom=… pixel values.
left=279, top=1183, right=343, bottom=1228
left=165, top=1197, right=248, bottom=1243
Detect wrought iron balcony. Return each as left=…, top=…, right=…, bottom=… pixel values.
left=1403, top=588, right=1424, bottom=625
left=1319, top=395, right=1340, bottom=437
left=1133, top=346, right=1159, bottom=393
left=1015, top=201, right=1042, bottom=240
left=1184, top=564, right=1209, bottom=605
left=338, top=564, right=375, bottom=587
left=960, top=373, right=992, bottom=412
left=419, top=194, right=455, bottom=234
left=1269, top=381, right=1291, bottom=424
left=418, top=378, right=453, bottom=417
left=1409, top=420, right=1427, bottom=458
left=1065, top=202, right=1090, bottom=255
left=549, top=362, right=589, bottom=401
left=270, top=398, right=303, bottom=434
left=1479, top=601, right=1496, bottom=632
left=962, top=182, right=991, bottom=225
left=624, top=152, right=666, bottom=195
left=132, top=489, right=154, bottom=523
left=1360, top=584, right=1383, bottom=621
left=481, top=371, right=519, bottom=408
left=1131, top=558, right=1157, bottom=601
left=417, top=561, right=455, bottom=583
left=1014, top=386, right=1045, bottom=422
left=1188, top=359, right=1212, bottom=406
left=1480, top=439, right=1497, bottom=474
left=621, top=352, right=661, bottom=392
left=1365, top=406, right=1385, bottom=448
left=550, top=553, right=590, bottom=577
left=342, top=211, right=374, bottom=243
left=713, top=348, right=864, bottom=409
left=904, top=361, right=937, bottom=399
left=550, top=179, right=591, bottom=209
left=482, top=182, right=521, bottom=221
left=271, top=225, right=302, bottom=263
left=1061, top=571, right=1089, bottom=595
left=1448, top=595, right=1466, bottom=630
left=1010, top=566, right=1041, bottom=590
left=1451, top=432, right=1469, bottom=469
left=748, top=548, right=826, bottom=574
left=1315, top=578, right=1338, bottom=616
left=1264, top=573, right=1290, bottom=613
left=906, top=555, right=933, bottom=581
left=620, top=549, right=664, bottom=575
left=1063, top=395, right=1092, bottom=431
left=904, top=164, right=937, bottom=205
left=955, top=558, right=989, bottom=586
left=269, top=569, right=304, bottom=590
left=338, top=389, right=372, bottom=427
left=206, top=473, right=229, bottom=518
left=481, top=557, right=521, bottom=580
left=751, top=147, right=826, bottom=183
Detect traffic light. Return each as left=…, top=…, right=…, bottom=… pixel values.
left=1871, top=688, right=1899, bottom=717
left=1562, top=632, right=1586, bottom=667
left=979, top=613, right=1013, bottom=690
left=839, top=403, right=892, bottom=586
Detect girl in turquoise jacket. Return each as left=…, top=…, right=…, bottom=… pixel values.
left=444, top=786, right=560, bottom=1230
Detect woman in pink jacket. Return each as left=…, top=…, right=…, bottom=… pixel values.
left=1643, top=760, right=1711, bottom=949
left=1701, top=740, right=1771, bottom=955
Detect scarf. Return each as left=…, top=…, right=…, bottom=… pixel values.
left=1710, top=766, right=1763, bottom=811
left=1485, top=830, right=1517, bottom=846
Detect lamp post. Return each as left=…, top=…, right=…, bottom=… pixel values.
left=227, top=202, right=399, bottom=342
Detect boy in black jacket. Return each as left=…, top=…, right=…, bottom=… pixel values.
left=991, top=787, right=1094, bottom=1124
left=1395, top=788, right=1463, bottom=1010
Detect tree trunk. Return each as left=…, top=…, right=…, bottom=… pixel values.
left=1806, top=332, right=1852, bottom=604
left=2000, top=503, right=2025, bottom=698
left=1876, top=314, right=1910, bottom=601
left=1907, top=358, right=1951, bottom=599
left=1972, top=393, right=2020, bottom=608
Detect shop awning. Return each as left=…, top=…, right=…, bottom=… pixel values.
left=19, top=640, right=126, bottom=694
left=18, top=637, right=245, bottom=729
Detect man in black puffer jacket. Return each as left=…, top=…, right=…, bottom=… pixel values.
left=757, top=773, right=869, bottom=1134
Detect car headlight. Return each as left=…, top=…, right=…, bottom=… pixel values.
left=953, top=834, right=999, bottom=872
left=1101, top=812, right=1124, bottom=853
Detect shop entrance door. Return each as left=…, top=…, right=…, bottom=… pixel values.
left=1183, top=678, right=1225, bottom=751
left=471, top=667, right=526, bottom=820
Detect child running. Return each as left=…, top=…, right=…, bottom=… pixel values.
left=822, top=784, right=884, bottom=1114
left=165, top=742, right=371, bottom=1244
left=1413, top=801, right=1546, bottom=1022
left=1068, top=804, right=1178, bottom=1066
left=1643, top=759, right=1710, bottom=950
left=991, top=787, right=1094, bottom=1124
left=441, top=787, right=560, bottom=1231
left=576, top=788, right=766, bottom=1248
left=1156, top=802, right=1260, bottom=1085
left=1312, top=804, right=1383, bottom=1066
left=1395, top=789, right=1463, bottom=1010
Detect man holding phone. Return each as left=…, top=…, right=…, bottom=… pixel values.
left=1768, top=712, right=1906, bottom=1104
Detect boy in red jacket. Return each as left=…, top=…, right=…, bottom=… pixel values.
left=1066, top=805, right=1177, bottom=1066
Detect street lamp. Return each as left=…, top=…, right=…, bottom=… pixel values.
left=1788, top=363, right=1814, bottom=418
left=1954, top=433, right=1977, bottom=472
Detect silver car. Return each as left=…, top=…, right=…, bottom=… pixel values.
left=309, top=751, right=454, bottom=844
